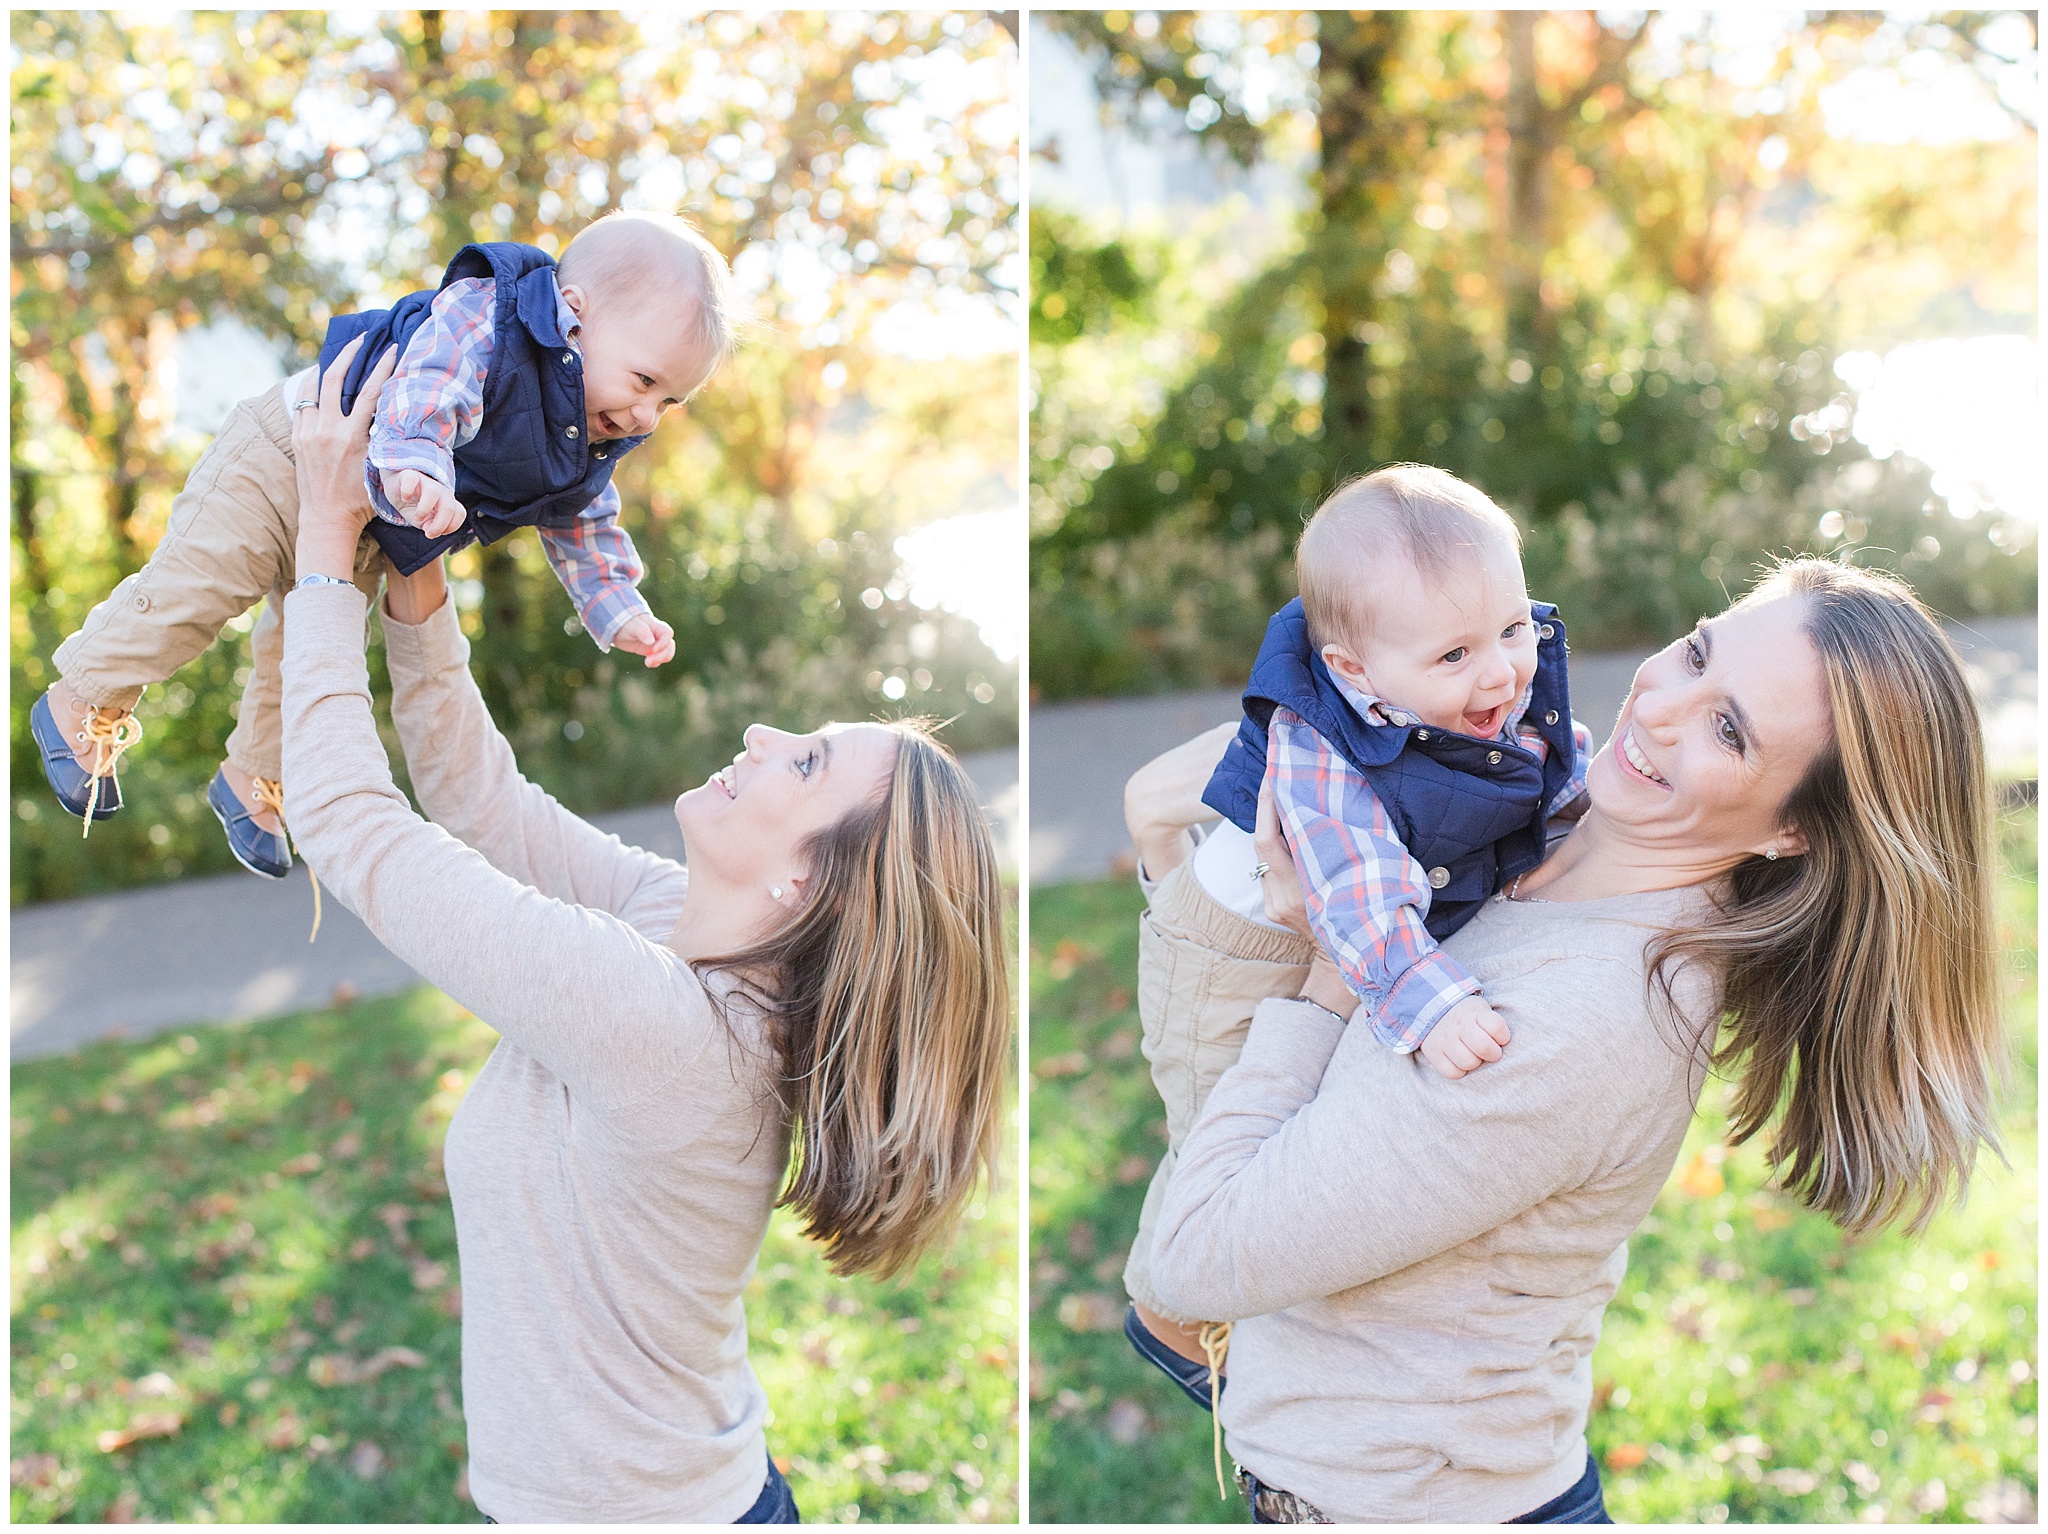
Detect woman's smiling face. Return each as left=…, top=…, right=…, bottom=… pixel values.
left=1590, top=589, right=1833, bottom=861
left=675, top=722, right=900, bottom=891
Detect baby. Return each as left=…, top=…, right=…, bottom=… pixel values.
left=1119, top=464, right=1592, bottom=1468
left=1197, top=463, right=1590, bottom=1079
left=30, top=211, right=735, bottom=881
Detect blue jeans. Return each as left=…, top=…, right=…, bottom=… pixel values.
left=1241, top=1451, right=1610, bottom=1523
left=737, top=1457, right=801, bottom=1524
left=481, top=1454, right=799, bottom=1524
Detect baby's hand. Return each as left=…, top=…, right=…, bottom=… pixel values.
left=609, top=613, right=676, bottom=667
left=380, top=468, right=467, bottom=539
left=1419, top=995, right=1512, bottom=1081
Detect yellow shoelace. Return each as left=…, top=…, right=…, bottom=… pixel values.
left=1199, top=1319, right=1233, bottom=1500
left=249, top=775, right=321, bottom=944
left=75, top=707, right=143, bottom=839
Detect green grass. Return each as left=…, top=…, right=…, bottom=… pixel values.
left=11, top=988, right=1018, bottom=1523
left=1027, top=806, right=2038, bottom=1524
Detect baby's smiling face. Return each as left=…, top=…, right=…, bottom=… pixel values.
left=559, top=281, right=711, bottom=442
left=1322, top=537, right=1539, bottom=739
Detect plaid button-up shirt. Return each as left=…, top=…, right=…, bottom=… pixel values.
left=1269, top=672, right=1592, bottom=1053
left=366, top=276, right=650, bottom=650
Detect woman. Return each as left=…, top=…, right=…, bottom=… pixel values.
left=281, top=340, right=1010, bottom=1522
left=1120, top=559, right=2002, bottom=1523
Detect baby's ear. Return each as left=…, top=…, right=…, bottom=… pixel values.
left=1321, top=643, right=1370, bottom=687
left=558, top=283, right=587, bottom=317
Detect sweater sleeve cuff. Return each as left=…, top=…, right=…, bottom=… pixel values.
left=1237, top=995, right=1348, bottom=1085
left=378, top=588, right=471, bottom=678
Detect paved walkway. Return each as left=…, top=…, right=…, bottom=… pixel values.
left=1030, top=616, right=2036, bottom=886
left=10, top=749, right=1017, bottom=1062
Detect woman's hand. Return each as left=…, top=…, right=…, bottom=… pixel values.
left=1252, top=773, right=1311, bottom=936
left=1123, top=721, right=1237, bottom=878
left=290, top=333, right=398, bottom=581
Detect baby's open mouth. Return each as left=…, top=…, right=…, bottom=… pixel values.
left=1463, top=702, right=1507, bottom=738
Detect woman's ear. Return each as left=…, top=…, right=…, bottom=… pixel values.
left=1764, top=826, right=1810, bottom=859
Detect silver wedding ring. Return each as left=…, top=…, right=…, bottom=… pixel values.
left=1250, top=861, right=1271, bottom=882
left=292, top=400, right=319, bottom=410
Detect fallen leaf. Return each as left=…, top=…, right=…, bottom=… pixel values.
left=105, top=1488, right=142, bottom=1522
left=97, top=1412, right=181, bottom=1453
left=1054, top=1292, right=1125, bottom=1333
left=1605, top=1443, right=1648, bottom=1471
left=351, top=1441, right=386, bottom=1479
left=331, top=1130, right=363, bottom=1159
left=356, top=1346, right=427, bottom=1382
left=10, top=1453, right=59, bottom=1488
left=1105, top=1397, right=1150, bottom=1445
left=309, top=1346, right=427, bottom=1387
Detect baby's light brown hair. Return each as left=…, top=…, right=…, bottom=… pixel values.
left=558, top=210, right=743, bottom=399
left=1296, top=464, right=1523, bottom=651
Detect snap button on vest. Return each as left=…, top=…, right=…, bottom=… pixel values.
left=1487, top=750, right=1503, bottom=764
left=1539, top=623, right=1555, bottom=639
left=1428, top=866, right=1451, bottom=889
left=594, top=449, right=609, bottom=460
left=565, top=425, right=578, bottom=438
left=561, top=352, right=573, bottom=365
left=1415, top=729, right=1430, bottom=741
left=1545, top=710, right=1559, bottom=725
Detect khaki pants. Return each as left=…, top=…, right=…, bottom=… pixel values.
left=52, top=376, right=385, bottom=782
left=1122, top=856, right=1315, bottom=1323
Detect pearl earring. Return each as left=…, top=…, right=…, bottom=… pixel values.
left=1764, top=848, right=1779, bottom=861
left=771, top=884, right=785, bottom=901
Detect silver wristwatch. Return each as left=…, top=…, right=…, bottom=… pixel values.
left=295, top=573, right=358, bottom=593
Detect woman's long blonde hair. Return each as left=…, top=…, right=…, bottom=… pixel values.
left=710, top=721, right=1010, bottom=1279
left=1654, top=558, right=2004, bottom=1234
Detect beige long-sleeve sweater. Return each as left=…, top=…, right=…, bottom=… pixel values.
left=1144, top=863, right=1717, bottom=1523
left=282, top=586, right=785, bottom=1523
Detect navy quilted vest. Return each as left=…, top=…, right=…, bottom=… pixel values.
left=318, top=242, right=650, bottom=576
left=1201, top=597, right=1576, bottom=941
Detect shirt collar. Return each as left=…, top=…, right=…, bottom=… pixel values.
left=552, top=273, right=582, bottom=351
left=1331, top=670, right=1535, bottom=741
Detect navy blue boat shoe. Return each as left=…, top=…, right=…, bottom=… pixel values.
left=209, top=768, right=292, bottom=879
left=30, top=690, right=136, bottom=824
